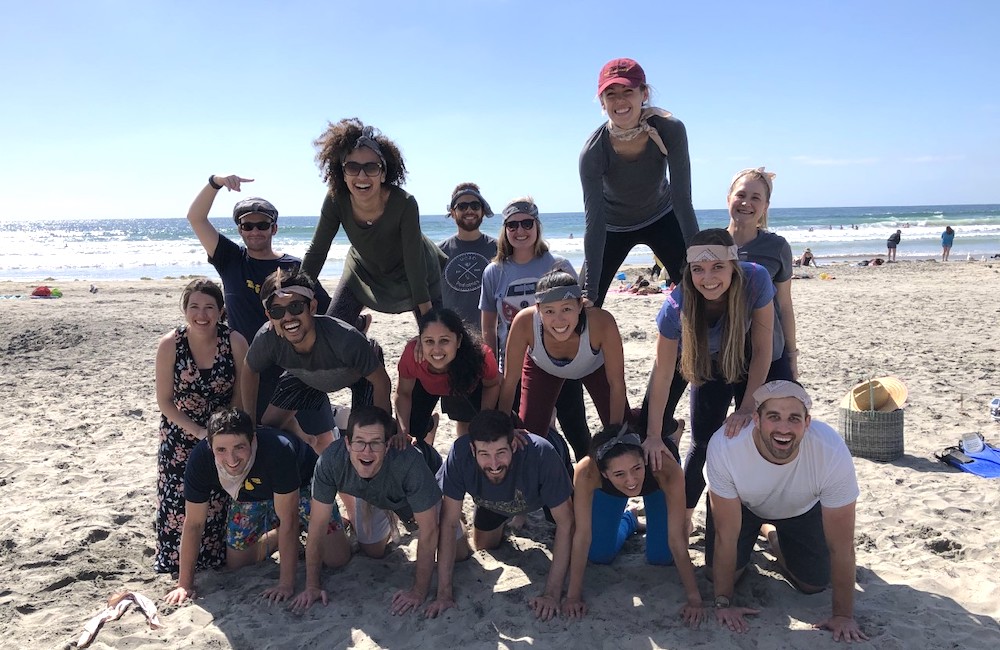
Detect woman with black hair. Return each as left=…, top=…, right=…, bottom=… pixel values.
left=394, top=308, right=500, bottom=449
left=497, top=269, right=628, bottom=461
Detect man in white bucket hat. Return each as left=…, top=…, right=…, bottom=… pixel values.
left=704, top=380, right=866, bottom=642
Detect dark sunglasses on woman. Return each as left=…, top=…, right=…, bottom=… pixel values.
left=505, top=218, right=536, bottom=232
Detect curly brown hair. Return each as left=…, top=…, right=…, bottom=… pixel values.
left=314, top=118, right=407, bottom=197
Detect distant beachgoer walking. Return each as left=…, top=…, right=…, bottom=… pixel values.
left=886, top=230, right=901, bottom=261
left=579, top=58, right=699, bottom=306
left=941, top=226, right=955, bottom=262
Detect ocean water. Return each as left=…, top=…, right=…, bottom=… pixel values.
left=2, top=204, right=999, bottom=282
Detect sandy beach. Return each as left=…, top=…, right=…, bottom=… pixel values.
left=2, top=260, right=999, bottom=649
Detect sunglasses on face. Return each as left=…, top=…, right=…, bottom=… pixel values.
left=454, top=201, right=482, bottom=213
left=238, top=221, right=274, bottom=231
left=342, top=161, right=384, bottom=177
left=266, top=300, right=309, bottom=319
left=505, top=218, right=536, bottom=232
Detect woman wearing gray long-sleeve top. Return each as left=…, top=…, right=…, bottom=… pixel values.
left=579, top=58, right=699, bottom=306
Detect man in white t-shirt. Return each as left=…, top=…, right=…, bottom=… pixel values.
left=705, top=380, right=867, bottom=642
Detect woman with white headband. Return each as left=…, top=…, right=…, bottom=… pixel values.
left=305, top=119, right=445, bottom=329
left=579, top=57, right=700, bottom=307
left=498, top=268, right=628, bottom=462
left=563, top=424, right=704, bottom=623
left=642, top=228, right=775, bottom=536
left=726, top=167, right=798, bottom=380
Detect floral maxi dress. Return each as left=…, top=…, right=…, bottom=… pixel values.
left=154, top=323, right=234, bottom=573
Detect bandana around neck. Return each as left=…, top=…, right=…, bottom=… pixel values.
left=215, top=436, right=258, bottom=501
left=608, top=107, right=672, bottom=156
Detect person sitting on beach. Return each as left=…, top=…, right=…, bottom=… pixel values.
left=185, top=175, right=334, bottom=430
left=291, top=406, right=442, bottom=616
left=395, top=308, right=500, bottom=452
left=427, top=410, right=574, bottom=621
left=154, top=278, right=248, bottom=574
left=886, top=229, right=901, bottom=262
left=642, top=229, right=776, bottom=538
left=164, top=408, right=349, bottom=605
left=498, top=269, right=630, bottom=464
left=242, top=268, right=391, bottom=454
left=437, top=183, right=497, bottom=335
left=726, top=167, right=799, bottom=381
left=794, top=248, right=816, bottom=268
left=563, top=424, right=704, bottom=624
left=705, top=381, right=866, bottom=642
left=304, top=119, right=446, bottom=327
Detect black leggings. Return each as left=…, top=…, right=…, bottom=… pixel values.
left=593, top=211, right=687, bottom=308
left=327, top=277, right=442, bottom=329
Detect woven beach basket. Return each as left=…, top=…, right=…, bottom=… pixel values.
left=837, top=377, right=907, bottom=462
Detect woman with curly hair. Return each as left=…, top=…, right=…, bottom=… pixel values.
left=642, top=228, right=775, bottom=536
left=304, top=118, right=445, bottom=328
left=154, top=278, right=249, bottom=573
left=394, top=308, right=500, bottom=451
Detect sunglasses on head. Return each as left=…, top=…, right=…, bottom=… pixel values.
left=342, top=161, right=384, bottom=177
left=238, top=220, right=274, bottom=231
left=454, top=200, right=482, bottom=213
left=505, top=218, right=536, bottom=232
left=266, top=300, right=309, bottom=319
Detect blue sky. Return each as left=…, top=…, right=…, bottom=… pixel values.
left=2, top=1, right=997, bottom=220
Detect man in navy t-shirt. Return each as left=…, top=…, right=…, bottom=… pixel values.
left=427, top=410, right=574, bottom=621
left=185, top=173, right=333, bottom=429
left=163, top=409, right=349, bottom=606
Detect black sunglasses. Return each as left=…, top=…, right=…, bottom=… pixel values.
left=343, top=161, right=384, bottom=177
left=266, top=300, right=309, bottom=319
left=454, top=200, right=482, bottom=213
left=238, top=221, right=274, bottom=231
left=505, top=218, right=536, bottom=232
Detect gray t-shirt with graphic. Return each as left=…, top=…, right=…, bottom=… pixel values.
left=438, top=233, right=497, bottom=334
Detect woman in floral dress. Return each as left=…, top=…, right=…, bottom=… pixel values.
left=153, top=279, right=248, bottom=573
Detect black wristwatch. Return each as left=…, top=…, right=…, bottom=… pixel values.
left=714, top=595, right=731, bottom=609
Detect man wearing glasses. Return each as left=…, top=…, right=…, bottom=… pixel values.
left=291, top=406, right=443, bottom=616
left=186, top=174, right=333, bottom=428
left=437, top=183, right=497, bottom=335
left=242, top=268, right=391, bottom=454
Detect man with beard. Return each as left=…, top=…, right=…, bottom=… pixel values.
left=164, top=408, right=349, bottom=606
left=290, top=406, right=443, bottom=616
left=242, top=268, right=390, bottom=454
left=186, top=174, right=334, bottom=429
left=437, top=183, right=497, bottom=335
left=705, top=380, right=866, bottom=642
left=426, top=410, right=574, bottom=621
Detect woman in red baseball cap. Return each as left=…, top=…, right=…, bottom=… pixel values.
left=579, top=58, right=700, bottom=307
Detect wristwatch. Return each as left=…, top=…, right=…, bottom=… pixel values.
left=714, top=595, right=731, bottom=609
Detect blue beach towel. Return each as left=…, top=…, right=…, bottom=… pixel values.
left=938, top=444, right=1000, bottom=479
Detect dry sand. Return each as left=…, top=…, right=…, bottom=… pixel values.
left=2, top=260, right=999, bottom=649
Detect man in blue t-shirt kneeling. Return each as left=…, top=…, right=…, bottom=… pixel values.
left=427, top=410, right=574, bottom=622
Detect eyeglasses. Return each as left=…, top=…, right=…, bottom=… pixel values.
left=349, top=439, right=386, bottom=452
left=238, top=221, right=274, bottom=231
left=266, top=300, right=309, bottom=319
left=505, top=218, right=536, bottom=232
left=454, top=201, right=482, bottom=213
left=343, top=161, right=384, bottom=177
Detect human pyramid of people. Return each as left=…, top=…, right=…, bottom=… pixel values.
left=153, top=58, right=866, bottom=642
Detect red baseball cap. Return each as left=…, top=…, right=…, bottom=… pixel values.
left=597, top=58, right=646, bottom=95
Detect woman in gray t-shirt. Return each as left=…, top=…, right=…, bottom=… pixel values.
left=579, top=58, right=699, bottom=306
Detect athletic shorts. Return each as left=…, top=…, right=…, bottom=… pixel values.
left=706, top=501, right=830, bottom=588
left=227, top=487, right=342, bottom=550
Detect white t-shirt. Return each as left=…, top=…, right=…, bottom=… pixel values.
left=705, top=419, right=859, bottom=521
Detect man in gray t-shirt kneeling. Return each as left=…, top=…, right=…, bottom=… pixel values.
left=290, top=406, right=442, bottom=616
